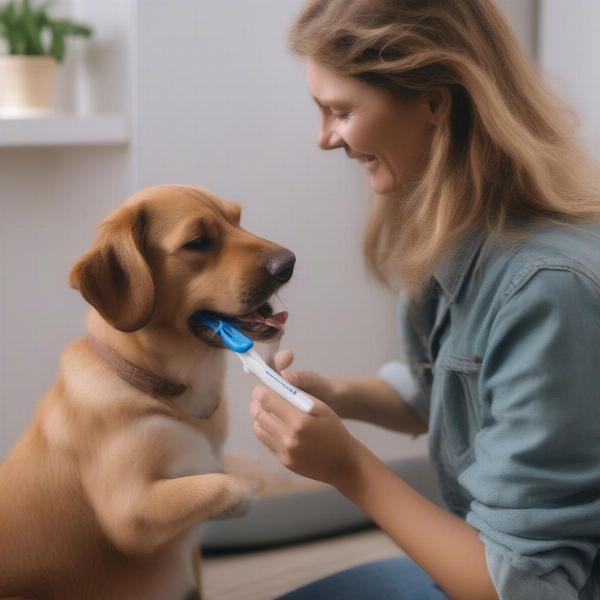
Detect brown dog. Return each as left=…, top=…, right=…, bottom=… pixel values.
left=0, top=185, right=295, bottom=600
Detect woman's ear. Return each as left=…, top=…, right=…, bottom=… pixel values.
left=69, top=206, right=155, bottom=332
left=424, top=88, right=451, bottom=127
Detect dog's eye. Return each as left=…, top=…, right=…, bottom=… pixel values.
left=183, top=236, right=212, bottom=252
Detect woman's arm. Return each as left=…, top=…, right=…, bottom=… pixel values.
left=251, top=389, right=498, bottom=600
left=333, top=440, right=499, bottom=600
left=273, top=350, right=427, bottom=435
left=332, top=376, right=428, bottom=435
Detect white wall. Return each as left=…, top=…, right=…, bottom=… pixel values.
left=499, top=0, right=539, bottom=60
left=538, top=0, right=600, bottom=160
left=0, top=0, right=134, bottom=458
left=1, top=0, right=538, bottom=462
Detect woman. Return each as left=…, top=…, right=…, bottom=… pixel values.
left=250, top=1, right=600, bottom=599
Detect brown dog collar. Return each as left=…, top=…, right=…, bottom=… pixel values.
left=87, top=334, right=187, bottom=399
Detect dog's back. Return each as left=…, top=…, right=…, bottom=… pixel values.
left=0, top=383, right=104, bottom=599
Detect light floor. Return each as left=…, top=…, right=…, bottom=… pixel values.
left=202, top=527, right=405, bottom=600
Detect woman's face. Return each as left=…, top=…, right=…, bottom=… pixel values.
left=306, top=60, right=437, bottom=194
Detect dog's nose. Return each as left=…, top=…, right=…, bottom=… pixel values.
left=263, top=250, right=296, bottom=283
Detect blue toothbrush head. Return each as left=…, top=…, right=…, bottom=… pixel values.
left=197, top=313, right=254, bottom=353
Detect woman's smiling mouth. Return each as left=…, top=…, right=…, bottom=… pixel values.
left=346, top=150, right=377, bottom=165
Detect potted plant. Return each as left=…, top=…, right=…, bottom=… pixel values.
left=0, top=0, right=92, bottom=117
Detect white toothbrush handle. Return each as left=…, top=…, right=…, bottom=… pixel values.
left=238, top=349, right=315, bottom=414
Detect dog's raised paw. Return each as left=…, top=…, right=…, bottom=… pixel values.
left=210, top=488, right=254, bottom=520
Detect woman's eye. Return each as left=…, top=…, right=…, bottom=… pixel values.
left=183, top=236, right=212, bottom=251
left=334, top=111, right=352, bottom=120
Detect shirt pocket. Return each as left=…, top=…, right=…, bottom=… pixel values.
left=437, top=353, right=483, bottom=467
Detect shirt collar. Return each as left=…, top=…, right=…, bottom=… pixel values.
left=432, top=227, right=486, bottom=302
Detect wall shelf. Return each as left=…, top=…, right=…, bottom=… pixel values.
left=0, top=113, right=129, bottom=147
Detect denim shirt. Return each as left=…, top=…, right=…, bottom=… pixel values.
left=378, top=220, right=600, bottom=600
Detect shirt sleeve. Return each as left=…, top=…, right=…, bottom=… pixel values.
left=458, top=267, right=600, bottom=600
left=377, top=291, right=432, bottom=428
left=377, top=361, right=425, bottom=413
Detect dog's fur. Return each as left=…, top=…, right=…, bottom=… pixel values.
left=0, top=185, right=294, bottom=600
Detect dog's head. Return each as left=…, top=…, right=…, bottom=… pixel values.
left=69, top=184, right=295, bottom=347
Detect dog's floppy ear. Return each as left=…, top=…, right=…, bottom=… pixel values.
left=69, top=206, right=155, bottom=332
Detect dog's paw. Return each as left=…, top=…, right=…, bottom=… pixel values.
left=210, top=487, right=254, bottom=520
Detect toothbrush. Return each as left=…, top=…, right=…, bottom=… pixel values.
left=198, top=314, right=315, bottom=414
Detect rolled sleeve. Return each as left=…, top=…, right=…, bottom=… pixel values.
left=378, top=360, right=429, bottom=427
left=458, top=268, right=600, bottom=599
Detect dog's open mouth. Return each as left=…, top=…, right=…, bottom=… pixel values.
left=189, top=301, right=288, bottom=347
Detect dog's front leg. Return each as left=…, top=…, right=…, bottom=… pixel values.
left=84, top=433, right=254, bottom=556
left=93, top=472, right=252, bottom=556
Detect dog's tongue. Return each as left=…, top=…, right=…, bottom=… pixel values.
left=265, top=311, right=288, bottom=329
left=238, top=310, right=288, bottom=333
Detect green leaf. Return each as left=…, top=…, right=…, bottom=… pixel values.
left=67, top=23, right=92, bottom=37
left=49, top=23, right=64, bottom=61
left=7, top=21, right=21, bottom=54
left=53, top=19, right=92, bottom=37
left=3, top=1, right=24, bottom=54
left=23, top=10, right=44, bottom=54
left=1, top=2, right=16, bottom=25
left=33, top=2, right=52, bottom=28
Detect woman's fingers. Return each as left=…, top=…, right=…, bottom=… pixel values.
left=253, top=421, right=280, bottom=455
left=274, top=349, right=294, bottom=372
left=272, top=352, right=332, bottom=405
left=254, top=403, right=289, bottom=440
left=251, top=386, right=301, bottom=457
left=252, top=384, right=305, bottom=423
left=281, top=369, right=326, bottom=399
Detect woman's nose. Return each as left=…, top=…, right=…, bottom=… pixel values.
left=318, top=124, right=344, bottom=150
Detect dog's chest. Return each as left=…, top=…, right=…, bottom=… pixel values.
left=169, top=350, right=225, bottom=420
left=167, top=426, right=224, bottom=479
left=139, top=414, right=224, bottom=478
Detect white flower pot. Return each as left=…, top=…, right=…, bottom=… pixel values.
left=0, top=55, right=58, bottom=118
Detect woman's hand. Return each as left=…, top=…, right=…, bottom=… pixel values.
left=271, top=349, right=343, bottom=414
left=250, top=379, right=364, bottom=487
left=270, top=349, right=427, bottom=435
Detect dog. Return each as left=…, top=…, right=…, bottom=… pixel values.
left=0, top=184, right=295, bottom=600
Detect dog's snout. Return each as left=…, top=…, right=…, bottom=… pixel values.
left=263, top=250, right=296, bottom=284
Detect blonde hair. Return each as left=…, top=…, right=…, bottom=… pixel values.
left=289, top=0, right=600, bottom=297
